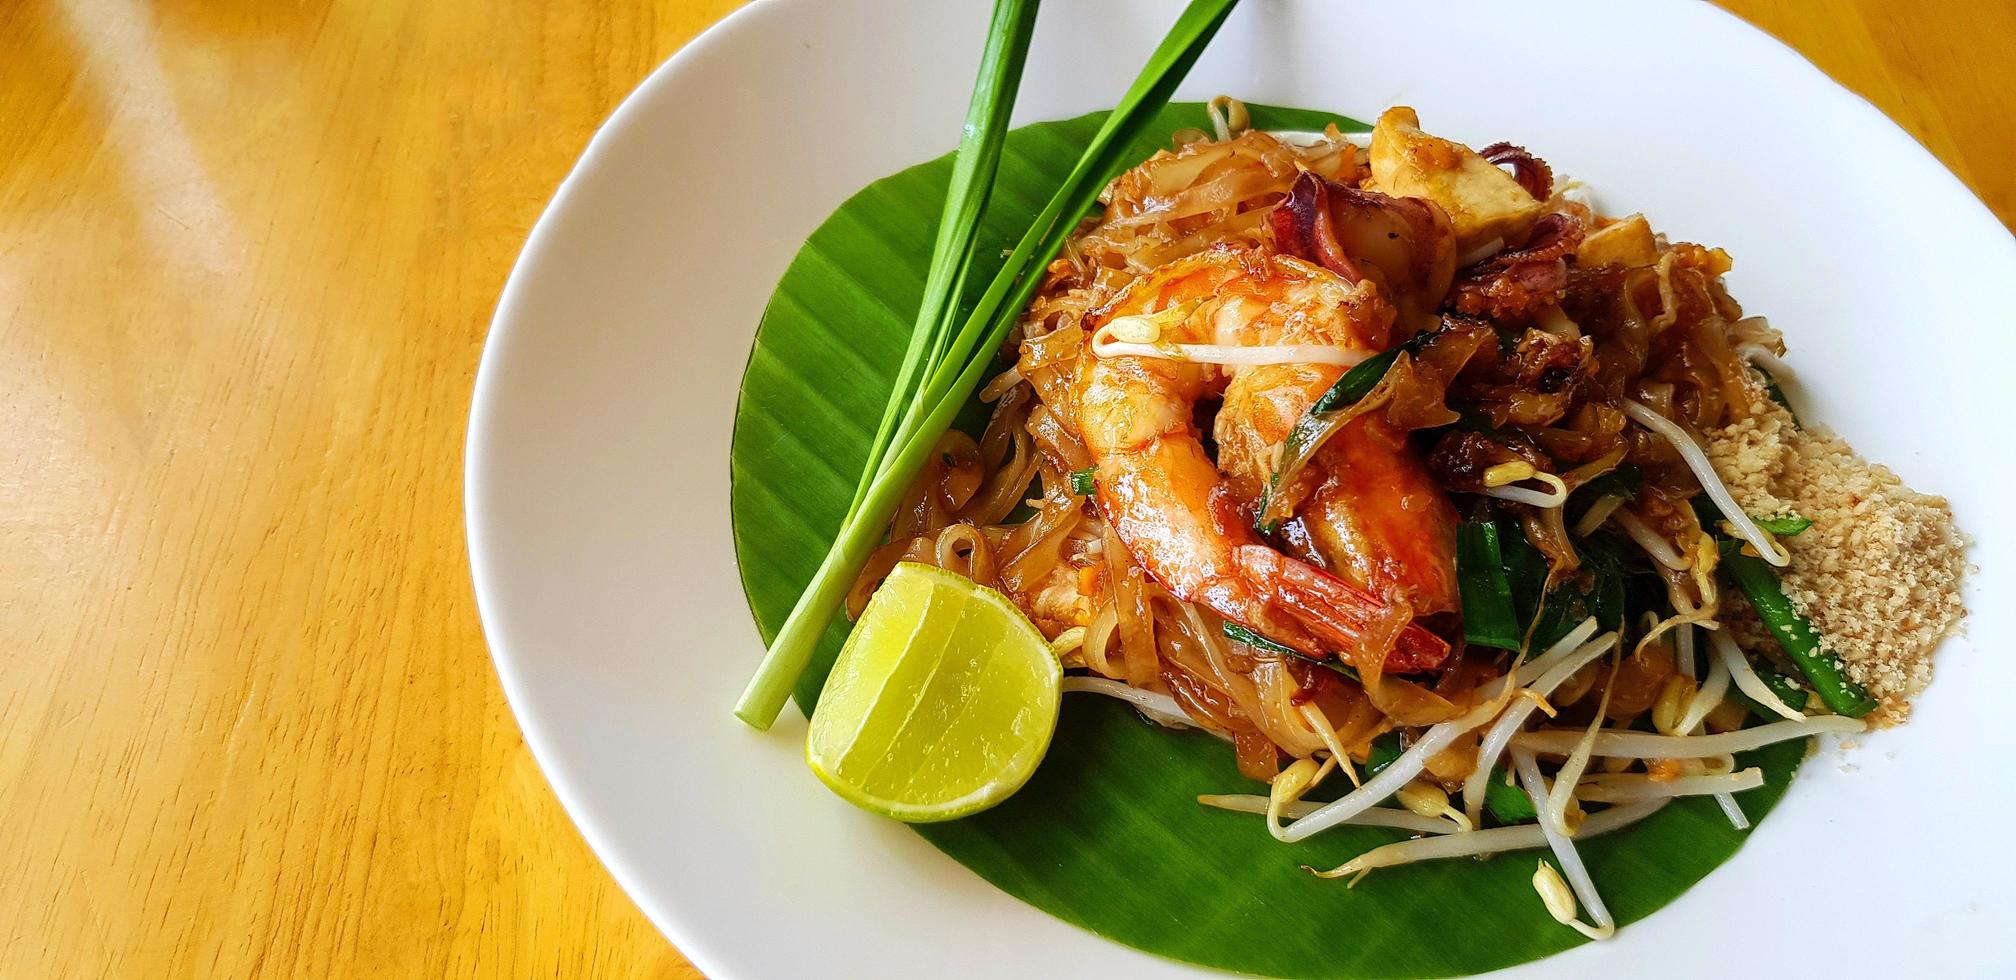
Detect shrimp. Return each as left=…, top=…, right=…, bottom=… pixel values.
left=1216, top=365, right=1460, bottom=618
left=1073, top=247, right=1453, bottom=673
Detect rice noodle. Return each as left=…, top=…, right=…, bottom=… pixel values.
left=1512, top=748, right=1614, bottom=940
left=961, top=387, right=1042, bottom=524
left=1197, top=795, right=1461, bottom=835
left=1710, top=630, right=1805, bottom=721
left=1577, top=768, right=1764, bottom=802
left=1264, top=129, right=1366, bottom=148
left=996, top=492, right=1082, bottom=594
left=1047, top=626, right=1086, bottom=661
left=1102, top=524, right=1159, bottom=688
left=1535, top=305, right=1582, bottom=341
left=1062, top=676, right=1231, bottom=741
left=960, top=435, right=1039, bottom=524
left=1513, top=715, right=1865, bottom=758
left=978, top=366, right=1024, bottom=402
left=932, top=524, right=998, bottom=588
left=1190, top=603, right=1328, bottom=758
left=1079, top=603, right=1121, bottom=680
left=1621, top=399, right=1789, bottom=566
left=1311, top=792, right=1665, bottom=877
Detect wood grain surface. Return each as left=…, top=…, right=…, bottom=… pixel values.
left=0, top=1, right=2008, bottom=977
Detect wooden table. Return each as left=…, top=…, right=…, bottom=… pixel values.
left=2, top=1, right=2008, bottom=976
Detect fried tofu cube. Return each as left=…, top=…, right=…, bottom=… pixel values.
left=1576, top=214, right=1660, bottom=269
left=1369, top=107, right=1545, bottom=253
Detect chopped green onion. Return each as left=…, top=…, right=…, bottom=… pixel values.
left=1500, top=518, right=1628, bottom=650
left=1222, top=621, right=1299, bottom=656
left=1255, top=331, right=1432, bottom=532
left=1719, top=540, right=1876, bottom=718
left=1069, top=467, right=1097, bottom=496
left=1310, top=336, right=1431, bottom=413
left=840, top=0, right=1038, bottom=525
left=736, top=0, right=1246, bottom=729
left=1221, top=622, right=1360, bottom=681
left=1456, top=520, right=1522, bottom=651
left=1576, top=462, right=1643, bottom=502
left=1752, top=513, right=1811, bottom=537
left=1485, top=766, right=1538, bottom=824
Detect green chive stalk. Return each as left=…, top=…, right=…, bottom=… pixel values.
left=1720, top=544, right=1876, bottom=718
left=841, top=0, right=1039, bottom=524
left=736, top=0, right=1245, bottom=729
left=1456, top=519, right=1522, bottom=651
left=876, top=0, right=1244, bottom=475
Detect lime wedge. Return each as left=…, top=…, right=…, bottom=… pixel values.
left=806, top=562, right=1061, bottom=822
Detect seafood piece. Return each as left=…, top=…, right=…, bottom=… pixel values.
left=1074, top=248, right=1452, bottom=672
left=1216, top=365, right=1460, bottom=617
left=1270, top=171, right=1457, bottom=328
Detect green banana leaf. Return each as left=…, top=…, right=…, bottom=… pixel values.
left=730, top=103, right=1801, bottom=978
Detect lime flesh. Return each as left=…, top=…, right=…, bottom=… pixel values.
left=806, top=562, right=1061, bottom=822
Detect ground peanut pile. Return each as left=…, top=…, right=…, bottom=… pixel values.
left=1705, top=399, right=1968, bottom=723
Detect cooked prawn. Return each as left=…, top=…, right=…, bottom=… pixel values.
left=1216, top=363, right=1460, bottom=617
left=1073, top=247, right=1453, bottom=672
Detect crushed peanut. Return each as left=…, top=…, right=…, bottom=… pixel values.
left=1705, top=398, right=1969, bottom=723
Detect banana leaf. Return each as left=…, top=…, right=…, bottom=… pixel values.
left=730, top=103, right=1801, bottom=978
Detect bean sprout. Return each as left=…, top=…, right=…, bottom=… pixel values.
left=1513, top=748, right=1614, bottom=940
left=1712, top=630, right=1805, bottom=721
left=1483, top=471, right=1570, bottom=508
left=1280, top=684, right=1518, bottom=843
left=1622, top=399, right=1789, bottom=566
left=1307, top=799, right=1666, bottom=879
left=1576, top=768, right=1764, bottom=802
left=1573, top=494, right=1625, bottom=536
left=1092, top=320, right=1368, bottom=368
left=1463, top=626, right=1614, bottom=826
left=1513, top=715, right=1866, bottom=758
left=1197, top=795, right=1462, bottom=835
left=1612, top=508, right=1689, bottom=570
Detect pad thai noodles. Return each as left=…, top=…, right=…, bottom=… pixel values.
left=844, top=99, right=1968, bottom=938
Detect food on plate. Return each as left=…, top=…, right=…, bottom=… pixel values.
left=828, top=99, right=1968, bottom=937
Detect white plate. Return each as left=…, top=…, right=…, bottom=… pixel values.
left=466, top=1, right=2016, bottom=976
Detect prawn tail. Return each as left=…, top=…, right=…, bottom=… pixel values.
left=1232, top=545, right=1452, bottom=674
